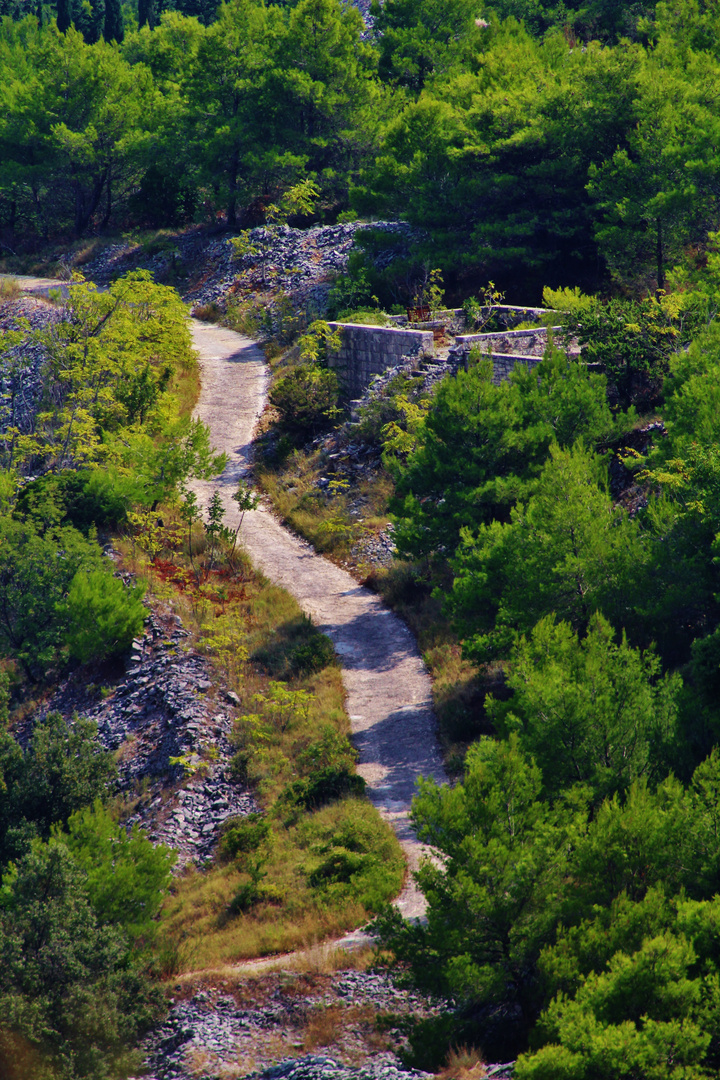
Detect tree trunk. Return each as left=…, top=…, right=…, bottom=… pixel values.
left=656, top=217, right=665, bottom=291
left=73, top=172, right=106, bottom=238
left=104, top=0, right=124, bottom=41
left=226, top=148, right=240, bottom=229
left=57, top=0, right=71, bottom=32
left=102, top=166, right=112, bottom=229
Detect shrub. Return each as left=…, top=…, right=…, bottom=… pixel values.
left=218, top=813, right=271, bottom=863
left=60, top=801, right=176, bottom=943
left=282, top=766, right=366, bottom=810
left=290, top=633, right=337, bottom=675
left=308, top=847, right=370, bottom=886
left=0, top=840, right=164, bottom=1080
left=0, top=515, right=105, bottom=680
left=0, top=712, right=115, bottom=868
left=269, top=365, right=341, bottom=435
left=61, top=569, right=146, bottom=664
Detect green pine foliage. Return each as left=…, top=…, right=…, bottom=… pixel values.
left=0, top=840, right=165, bottom=1080
left=0, top=0, right=715, bottom=289
left=487, top=613, right=680, bottom=803
left=0, top=711, right=116, bottom=866
left=389, top=352, right=623, bottom=562
left=61, top=570, right=146, bottom=665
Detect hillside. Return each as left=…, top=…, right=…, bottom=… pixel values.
left=5, top=0, right=720, bottom=1077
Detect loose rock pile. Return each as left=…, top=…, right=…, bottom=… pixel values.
left=44, top=594, right=256, bottom=867
left=187, top=220, right=414, bottom=316
left=0, top=296, right=62, bottom=439
left=76, top=221, right=415, bottom=320
left=257, top=1058, right=430, bottom=1080
left=141, top=969, right=451, bottom=1080
left=258, top=1060, right=513, bottom=1080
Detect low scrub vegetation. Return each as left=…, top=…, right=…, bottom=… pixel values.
left=0, top=274, right=403, bottom=1077
left=123, top=494, right=404, bottom=971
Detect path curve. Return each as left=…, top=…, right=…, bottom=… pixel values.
left=189, top=321, right=447, bottom=921
left=1, top=274, right=69, bottom=298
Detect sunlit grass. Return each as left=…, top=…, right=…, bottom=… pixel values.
left=0, top=277, right=21, bottom=300
left=120, top=506, right=405, bottom=969
left=258, top=437, right=484, bottom=773
left=160, top=798, right=404, bottom=969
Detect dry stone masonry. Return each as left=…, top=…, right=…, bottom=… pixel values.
left=328, top=306, right=582, bottom=396
left=326, top=323, right=435, bottom=397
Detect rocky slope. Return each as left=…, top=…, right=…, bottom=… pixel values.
left=0, top=294, right=63, bottom=440
left=141, top=968, right=444, bottom=1080
left=76, top=220, right=415, bottom=318
left=36, top=586, right=257, bottom=868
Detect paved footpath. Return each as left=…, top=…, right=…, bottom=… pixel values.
left=190, top=320, right=447, bottom=923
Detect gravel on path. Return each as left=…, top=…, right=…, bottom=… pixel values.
left=189, top=320, right=448, bottom=922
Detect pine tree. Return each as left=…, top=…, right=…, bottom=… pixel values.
left=56, top=0, right=71, bottom=31
left=138, top=0, right=154, bottom=28
left=103, top=0, right=123, bottom=41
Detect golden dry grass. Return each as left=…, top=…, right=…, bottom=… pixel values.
left=120, top=517, right=404, bottom=971
left=159, top=798, right=403, bottom=971
left=0, top=277, right=21, bottom=300
left=172, top=356, right=201, bottom=419
left=173, top=943, right=375, bottom=986
left=437, top=1045, right=487, bottom=1080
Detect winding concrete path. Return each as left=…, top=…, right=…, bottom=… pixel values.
left=189, top=320, right=447, bottom=921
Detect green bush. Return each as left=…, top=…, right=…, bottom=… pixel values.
left=308, top=847, right=369, bottom=886
left=0, top=839, right=164, bottom=1080
left=218, top=813, right=271, bottom=863
left=282, top=766, right=366, bottom=810
left=61, top=570, right=146, bottom=664
left=0, top=712, right=116, bottom=867
left=0, top=515, right=105, bottom=680
left=300, top=799, right=405, bottom=911
left=60, top=801, right=176, bottom=944
left=289, top=632, right=337, bottom=675
left=269, top=365, right=341, bottom=435
left=15, top=469, right=138, bottom=534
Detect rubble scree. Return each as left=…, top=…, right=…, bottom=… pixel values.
left=77, top=221, right=417, bottom=317
left=39, top=589, right=257, bottom=868
left=137, top=969, right=476, bottom=1080
left=0, top=296, right=63, bottom=440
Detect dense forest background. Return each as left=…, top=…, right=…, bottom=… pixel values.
left=3, top=0, right=720, bottom=300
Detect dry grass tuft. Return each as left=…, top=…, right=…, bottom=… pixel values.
left=437, top=1045, right=487, bottom=1080
left=0, top=276, right=21, bottom=300
left=301, top=1004, right=347, bottom=1051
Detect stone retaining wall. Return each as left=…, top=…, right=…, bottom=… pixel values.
left=388, top=305, right=550, bottom=332
left=482, top=304, right=549, bottom=329
left=327, top=322, right=434, bottom=396
left=454, top=325, right=559, bottom=357
left=487, top=353, right=544, bottom=383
